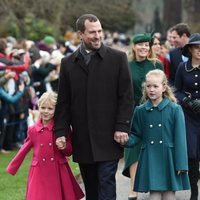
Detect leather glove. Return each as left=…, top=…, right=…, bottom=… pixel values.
left=188, top=99, right=200, bottom=113
left=182, top=97, right=191, bottom=107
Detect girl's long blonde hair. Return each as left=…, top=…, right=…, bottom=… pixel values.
left=141, top=69, right=177, bottom=103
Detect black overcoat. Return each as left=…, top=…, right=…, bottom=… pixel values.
left=175, top=61, right=200, bottom=159
left=54, top=44, right=134, bottom=163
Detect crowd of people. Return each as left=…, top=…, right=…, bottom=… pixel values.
left=1, top=13, right=199, bottom=200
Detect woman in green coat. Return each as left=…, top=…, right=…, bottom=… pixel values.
left=122, top=33, right=163, bottom=200
left=124, top=69, right=190, bottom=199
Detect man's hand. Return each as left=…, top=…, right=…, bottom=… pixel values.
left=56, top=136, right=66, bottom=150
left=114, top=131, right=129, bottom=145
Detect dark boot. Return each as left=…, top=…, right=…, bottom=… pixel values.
left=188, top=159, right=199, bottom=200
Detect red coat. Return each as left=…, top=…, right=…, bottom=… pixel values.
left=6, top=119, right=84, bottom=200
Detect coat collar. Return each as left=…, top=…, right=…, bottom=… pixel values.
left=144, top=98, right=170, bottom=111
left=72, top=43, right=107, bottom=62
left=35, top=119, right=54, bottom=132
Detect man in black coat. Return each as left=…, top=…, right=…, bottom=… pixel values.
left=169, top=23, right=191, bottom=86
left=54, top=14, right=134, bottom=200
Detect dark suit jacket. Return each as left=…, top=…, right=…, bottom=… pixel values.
left=54, top=44, right=134, bottom=163
left=169, top=47, right=183, bottom=85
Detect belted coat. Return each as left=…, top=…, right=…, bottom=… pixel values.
left=6, top=119, right=84, bottom=200
left=126, top=98, right=190, bottom=192
left=54, top=44, right=134, bottom=163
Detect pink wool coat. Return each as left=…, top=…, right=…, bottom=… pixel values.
left=6, top=119, right=84, bottom=200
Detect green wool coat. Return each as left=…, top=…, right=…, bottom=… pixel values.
left=125, top=98, right=190, bottom=192
left=123, top=59, right=163, bottom=177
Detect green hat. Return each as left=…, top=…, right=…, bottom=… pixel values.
left=43, top=35, right=56, bottom=45
left=132, top=33, right=152, bottom=44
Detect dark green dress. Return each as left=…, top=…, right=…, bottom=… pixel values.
left=122, top=59, right=163, bottom=177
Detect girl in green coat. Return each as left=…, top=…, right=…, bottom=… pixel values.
left=124, top=69, right=190, bottom=199
left=122, top=33, right=163, bottom=200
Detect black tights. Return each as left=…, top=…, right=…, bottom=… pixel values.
left=188, top=159, right=199, bottom=200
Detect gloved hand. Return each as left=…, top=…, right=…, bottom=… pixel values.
left=188, top=99, right=200, bottom=113
left=182, top=96, right=191, bottom=107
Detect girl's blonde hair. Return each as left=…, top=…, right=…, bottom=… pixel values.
left=38, top=91, right=58, bottom=108
left=141, top=69, right=177, bottom=103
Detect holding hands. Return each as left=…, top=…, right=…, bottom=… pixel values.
left=56, top=136, right=66, bottom=150
left=114, top=131, right=129, bottom=145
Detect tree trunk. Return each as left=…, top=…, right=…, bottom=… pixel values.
left=163, top=0, right=182, bottom=33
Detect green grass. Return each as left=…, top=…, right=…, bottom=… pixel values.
left=0, top=150, right=80, bottom=200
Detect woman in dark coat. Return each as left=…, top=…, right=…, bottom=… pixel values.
left=175, top=33, right=200, bottom=200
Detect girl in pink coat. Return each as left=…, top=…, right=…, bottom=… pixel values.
left=6, top=91, right=84, bottom=200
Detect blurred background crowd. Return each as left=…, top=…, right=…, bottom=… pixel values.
left=0, top=23, right=188, bottom=154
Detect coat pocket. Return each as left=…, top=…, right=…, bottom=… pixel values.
left=58, top=159, right=67, bottom=164
left=31, top=160, right=38, bottom=166
left=167, top=143, right=174, bottom=148
left=141, top=144, right=146, bottom=150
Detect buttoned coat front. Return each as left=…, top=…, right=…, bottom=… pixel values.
left=175, top=61, right=200, bottom=159
left=126, top=98, right=190, bottom=192
left=54, top=44, right=133, bottom=163
left=6, top=120, right=84, bottom=200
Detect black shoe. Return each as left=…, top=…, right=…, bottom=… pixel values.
left=190, top=194, right=198, bottom=200
left=128, top=197, right=137, bottom=200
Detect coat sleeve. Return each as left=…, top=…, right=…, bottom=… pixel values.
left=115, top=52, right=134, bottom=133
left=54, top=57, right=71, bottom=138
left=60, top=130, right=73, bottom=157
left=6, top=130, right=33, bottom=175
left=174, top=105, right=188, bottom=171
left=174, top=62, right=188, bottom=103
left=125, top=107, right=142, bottom=147
left=0, top=87, right=24, bottom=103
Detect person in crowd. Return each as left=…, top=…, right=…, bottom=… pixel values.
left=0, top=73, right=25, bottom=154
left=152, top=36, right=170, bottom=79
left=6, top=91, right=84, bottom=200
left=31, top=50, right=57, bottom=97
left=37, top=35, right=57, bottom=53
left=175, top=33, right=200, bottom=200
left=121, top=69, right=190, bottom=200
left=169, top=23, right=191, bottom=86
left=122, top=32, right=163, bottom=200
left=54, top=14, right=133, bottom=200
left=46, top=49, right=64, bottom=92
left=0, top=38, right=30, bottom=75
left=166, top=28, right=175, bottom=50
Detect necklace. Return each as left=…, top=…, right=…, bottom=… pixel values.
left=185, top=63, right=200, bottom=72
